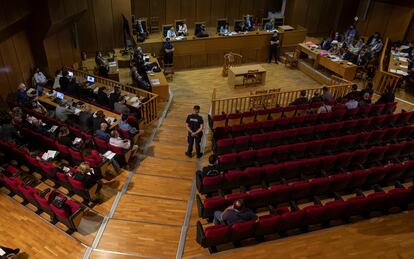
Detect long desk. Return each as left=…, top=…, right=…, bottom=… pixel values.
left=297, top=43, right=357, bottom=81
left=388, top=49, right=410, bottom=76
left=138, top=26, right=307, bottom=70
left=38, top=89, right=121, bottom=128
left=228, top=65, right=266, bottom=86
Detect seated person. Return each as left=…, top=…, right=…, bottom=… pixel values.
left=92, top=110, right=109, bottom=131
left=131, top=66, right=150, bottom=91
left=78, top=106, right=93, bottom=133
left=345, top=94, right=359, bottom=109
left=33, top=67, right=47, bottom=94
left=0, top=116, right=19, bottom=143
left=332, top=31, right=342, bottom=42
left=345, top=25, right=357, bottom=41
left=16, top=83, right=29, bottom=107
left=109, top=86, right=121, bottom=109
left=109, top=130, right=139, bottom=156
left=28, top=117, right=49, bottom=135
left=177, top=22, right=188, bottom=36
left=30, top=96, right=47, bottom=114
left=82, top=139, right=103, bottom=166
left=264, top=19, right=274, bottom=31
left=354, top=38, right=365, bottom=50
left=119, top=114, right=137, bottom=134
left=166, top=26, right=176, bottom=39
left=244, top=15, right=254, bottom=31
left=310, top=92, right=323, bottom=103
left=57, top=126, right=73, bottom=146
left=195, top=24, right=209, bottom=38
left=345, top=84, right=359, bottom=99
left=59, top=70, right=70, bottom=92
left=198, top=154, right=220, bottom=177
left=360, top=82, right=374, bottom=98
left=219, top=23, right=230, bottom=35
left=71, top=162, right=99, bottom=188
left=359, top=92, right=372, bottom=108
left=55, top=102, right=74, bottom=122
left=322, top=86, right=333, bottom=102
left=290, top=90, right=308, bottom=105
left=97, top=87, right=110, bottom=107
left=114, top=96, right=130, bottom=114
left=376, top=86, right=395, bottom=104
left=95, top=51, right=109, bottom=77
left=317, top=101, right=333, bottom=114
left=136, top=20, right=148, bottom=42
left=320, top=38, right=331, bottom=50
left=95, top=122, right=111, bottom=142
left=213, top=199, right=258, bottom=225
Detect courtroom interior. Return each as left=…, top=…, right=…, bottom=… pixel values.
left=1, top=0, right=414, bottom=258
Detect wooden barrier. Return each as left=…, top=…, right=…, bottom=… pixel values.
left=211, top=76, right=353, bottom=116
left=70, top=68, right=158, bottom=125
left=373, top=38, right=400, bottom=95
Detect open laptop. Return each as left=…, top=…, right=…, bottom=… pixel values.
left=87, top=75, right=95, bottom=84
left=53, top=91, right=64, bottom=103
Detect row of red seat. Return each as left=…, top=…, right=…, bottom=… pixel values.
left=210, top=102, right=397, bottom=129
left=0, top=166, right=83, bottom=232
left=213, top=107, right=409, bottom=141
left=196, top=186, right=413, bottom=252
left=197, top=160, right=414, bottom=219
left=214, top=121, right=414, bottom=155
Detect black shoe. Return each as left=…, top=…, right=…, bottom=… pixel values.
left=197, top=153, right=203, bottom=158
left=185, top=152, right=192, bottom=158
left=12, top=249, right=20, bottom=254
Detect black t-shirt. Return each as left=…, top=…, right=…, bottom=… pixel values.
left=186, top=113, right=204, bottom=133
left=270, top=35, right=279, bottom=48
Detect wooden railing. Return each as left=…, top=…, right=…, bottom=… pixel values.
left=211, top=76, right=353, bottom=115
left=70, top=68, right=158, bottom=125
left=373, top=38, right=400, bottom=94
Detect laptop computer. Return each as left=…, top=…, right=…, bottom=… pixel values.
left=87, top=75, right=95, bottom=84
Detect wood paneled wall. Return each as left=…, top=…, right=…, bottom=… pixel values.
left=356, top=0, right=414, bottom=40
left=132, top=0, right=283, bottom=27
left=0, top=30, right=35, bottom=98
left=77, top=0, right=132, bottom=54
left=284, top=0, right=359, bottom=35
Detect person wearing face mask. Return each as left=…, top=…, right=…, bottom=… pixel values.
left=213, top=199, right=258, bottom=225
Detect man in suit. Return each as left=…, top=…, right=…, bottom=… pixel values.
left=320, top=38, right=331, bottom=50
left=136, top=20, right=148, bottom=42
left=244, top=15, right=254, bottom=31
left=195, top=24, right=209, bottom=38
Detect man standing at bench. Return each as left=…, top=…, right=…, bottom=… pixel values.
left=185, top=105, right=204, bottom=158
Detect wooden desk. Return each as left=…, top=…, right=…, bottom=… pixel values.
left=228, top=65, right=266, bottom=86
left=138, top=25, right=306, bottom=70
left=388, top=50, right=409, bottom=76
left=297, top=43, right=357, bottom=81
left=38, top=89, right=121, bottom=128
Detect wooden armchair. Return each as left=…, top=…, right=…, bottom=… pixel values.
left=285, top=50, right=299, bottom=68
left=222, top=52, right=243, bottom=76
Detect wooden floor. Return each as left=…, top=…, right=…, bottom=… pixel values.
left=4, top=62, right=414, bottom=259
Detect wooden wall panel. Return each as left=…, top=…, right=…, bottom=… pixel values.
left=196, top=0, right=211, bottom=24
left=112, top=0, right=132, bottom=48
left=406, top=18, right=414, bottom=42
left=12, top=31, right=34, bottom=83
left=0, top=53, right=12, bottom=97
left=384, top=5, right=414, bottom=40
left=166, top=0, right=181, bottom=24
left=93, top=0, right=115, bottom=51
left=252, top=0, right=266, bottom=18
left=43, top=34, right=62, bottom=74
left=134, top=0, right=150, bottom=19
left=150, top=0, right=166, bottom=24
left=365, top=2, right=390, bottom=36
left=239, top=0, right=254, bottom=17
left=210, top=0, right=226, bottom=26
left=305, top=0, right=324, bottom=33
left=0, top=38, right=24, bottom=87
left=77, top=0, right=98, bottom=54
left=181, top=0, right=196, bottom=25
left=225, top=0, right=241, bottom=25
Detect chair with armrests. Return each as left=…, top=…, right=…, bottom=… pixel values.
left=150, top=17, right=160, bottom=33
left=222, top=52, right=243, bottom=76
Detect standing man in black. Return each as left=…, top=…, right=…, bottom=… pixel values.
left=269, top=31, right=280, bottom=64
left=185, top=105, right=204, bottom=158
left=163, top=37, right=175, bottom=65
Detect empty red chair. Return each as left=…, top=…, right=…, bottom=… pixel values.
left=227, top=113, right=242, bottom=126
left=367, top=192, right=389, bottom=213
left=241, top=111, right=256, bottom=124
left=397, top=125, right=414, bottom=141
left=33, top=192, right=54, bottom=215
left=282, top=106, right=297, bottom=118
left=324, top=200, right=348, bottom=222
left=304, top=113, right=318, bottom=125
left=199, top=196, right=229, bottom=218
left=383, top=113, right=400, bottom=127
left=244, top=167, right=265, bottom=185
left=275, top=117, right=291, bottom=129
left=39, top=161, right=56, bottom=179
left=313, top=124, right=328, bottom=138
left=230, top=124, right=246, bottom=137
left=370, top=115, right=387, bottom=129
left=302, top=205, right=326, bottom=226
left=5, top=165, right=19, bottom=176
left=290, top=142, right=307, bottom=159
left=317, top=112, right=332, bottom=122
left=223, top=170, right=246, bottom=187
left=366, top=146, right=387, bottom=164
left=297, top=126, right=314, bottom=141
left=290, top=181, right=312, bottom=200
left=358, top=104, right=372, bottom=117
left=327, top=122, right=344, bottom=136
left=226, top=192, right=249, bottom=204
left=331, top=108, right=346, bottom=121
left=50, top=198, right=82, bottom=231
left=261, top=120, right=277, bottom=132
left=401, top=141, right=414, bottom=157
left=396, top=111, right=414, bottom=126
left=263, top=164, right=282, bottom=182
left=345, top=108, right=359, bottom=118
left=301, top=157, right=321, bottom=176
left=290, top=116, right=305, bottom=126
left=322, top=138, right=340, bottom=154
left=348, top=169, right=370, bottom=189
left=354, top=132, right=371, bottom=147
left=306, top=140, right=324, bottom=156
left=383, top=102, right=397, bottom=114
left=56, top=172, right=71, bottom=189
left=383, top=163, right=407, bottom=183
left=278, top=210, right=304, bottom=232
left=267, top=131, right=283, bottom=147
left=197, top=223, right=230, bottom=249
left=251, top=133, right=268, bottom=149
left=55, top=141, right=71, bottom=158
left=330, top=173, right=352, bottom=192
left=337, top=135, right=357, bottom=151
left=346, top=195, right=369, bottom=217
left=369, top=104, right=385, bottom=116
left=246, top=122, right=262, bottom=134
left=238, top=150, right=257, bottom=168
left=342, top=120, right=358, bottom=134
left=367, top=129, right=386, bottom=146
left=69, top=148, right=83, bottom=162
left=200, top=175, right=222, bottom=193
left=335, top=152, right=354, bottom=170
left=211, top=114, right=227, bottom=129
left=273, top=145, right=291, bottom=162
left=255, top=214, right=281, bottom=237
left=355, top=117, right=373, bottom=131
left=1, top=175, right=23, bottom=196
left=213, top=126, right=230, bottom=140
left=310, top=177, right=332, bottom=195
left=248, top=189, right=272, bottom=209
left=384, top=143, right=405, bottom=161
left=280, top=160, right=303, bottom=179
left=387, top=188, right=412, bottom=209
left=256, top=148, right=275, bottom=165
left=255, top=109, right=270, bottom=122
left=233, top=136, right=251, bottom=152
left=270, top=184, right=291, bottom=204
left=215, top=138, right=235, bottom=155
left=320, top=155, right=337, bottom=173
left=269, top=107, right=283, bottom=120
left=94, top=136, right=108, bottom=151
left=295, top=104, right=310, bottom=116
left=218, top=153, right=239, bottom=171
left=366, top=166, right=388, bottom=186
left=383, top=127, right=401, bottom=143
left=69, top=126, right=83, bottom=137
left=282, top=128, right=298, bottom=143
left=24, top=153, right=41, bottom=170
left=350, top=149, right=370, bottom=166
left=230, top=220, right=256, bottom=242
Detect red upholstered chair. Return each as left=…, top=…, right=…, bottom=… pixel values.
left=322, top=138, right=340, bottom=154
left=396, top=111, right=414, bottom=126
left=320, top=155, right=337, bottom=173
left=273, top=145, right=291, bottom=162
left=270, top=185, right=291, bottom=204
left=331, top=108, right=346, bottom=121
left=400, top=141, right=414, bottom=158
left=310, top=177, right=332, bottom=196
left=365, top=166, right=388, bottom=186
left=256, top=148, right=275, bottom=165
left=334, top=152, right=354, bottom=170
left=329, top=173, right=352, bottom=193
left=297, top=126, right=314, bottom=141
left=230, top=124, right=246, bottom=137
left=69, top=148, right=83, bottom=162
left=246, top=121, right=262, bottom=134
left=367, top=129, right=386, bottom=146
left=383, top=163, right=407, bottom=183
left=304, top=113, right=318, bottom=125
left=267, top=131, right=283, bottom=147
left=201, top=175, right=222, bottom=193
left=348, top=169, right=370, bottom=189
left=324, top=200, right=348, bottom=222
left=387, top=188, right=412, bottom=209
left=383, top=127, right=401, bottom=143
left=369, top=104, right=385, bottom=116
left=55, top=141, right=71, bottom=158
left=302, top=205, right=326, bottom=226
left=218, top=153, right=239, bottom=171
left=383, top=143, right=405, bottom=161
left=350, top=149, right=370, bottom=166
left=251, top=133, right=268, bottom=149
left=366, top=192, right=389, bottom=213
left=365, top=146, right=387, bottom=164
left=50, top=198, right=83, bottom=231
left=402, top=160, right=414, bottom=179
left=39, top=161, right=56, bottom=179
left=290, top=181, right=312, bottom=200
left=68, top=176, right=97, bottom=202
left=263, top=164, right=282, bottom=183
left=280, top=160, right=302, bottom=180
left=226, top=192, right=249, bottom=204
left=269, top=107, right=283, bottom=120
left=317, top=112, right=332, bottom=122
left=383, top=113, right=400, bottom=127
left=301, top=157, right=321, bottom=176
left=223, top=170, right=246, bottom=188
left=290, top=142, right=307, bottom=159
left=241, top=111, right=256, bottom=124
left=383, top=102, right=397, bottom=114
left=261, top=120, right=277, bottom=132
left=337, top=134, right=357, bottom=151
left=255, top=109, right=270, bottom=122
left=248, top=189, right=272, bottom=209
left=196, top=222, right=230, bottom=249
left=255, top=214, right=281, bottom=237
left=55, top=172, right=71, bottom=189
left=244, top=167, right=265, bottom=186
left=238, top=150, right=257, bottom=168
left=275, top=117, right=291, bottom=129
left=233, top=136, right=251, bottom=152
left=211, top=114, right=227, bottom=129
left=230, top=221, right=256, bottom=242
left=278, top=210, right=304, bottom=232
left=345, top=108, right=359, bottom=119
left=227, top=113, right=242, bottom=126
left=17, top=185, right=38, bottom=206
left=215, top=138, right=234, bottom=155
left=346, top=195, right=369, bottom=217
left=313, top=124, right=328, bottom=138
left=370, top=115, right=387, bottom=129
left=354, top=117, right=373, bottom=132
left=94, top=136, right=109, bottom=152
left=198, top=196, right=229, bottom=219
left=397, top=125, right=414, bottom=141
left=33, top=192, right=54, bottom=215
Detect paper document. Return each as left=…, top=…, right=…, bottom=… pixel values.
left=131, top=101, right=141, bottom=108
left=41, top=150, right=57, bottom=160
left=74, top=108, right=82, bottom=115
left=399, top=57, right=408, bottom=62
left=73, top=137, right=82, bottom=144
left=103, top=150, right=116, bottom=160
left=49, top=125, right=58, bottom=133
left=106, top=117, right=116, bottom=124
left=150, top=79, right=160, bottom=85
left=129, top=96, right=138, bottom=102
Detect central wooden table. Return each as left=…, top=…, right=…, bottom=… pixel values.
left=297, top=43, right=357, bottom=81
left=228, top=64, right=266, bottom=86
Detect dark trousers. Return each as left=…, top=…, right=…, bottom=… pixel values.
left=269, top=46, right=279, bottom=63
left=187, top=133, right=202, bottom=155
left=164, top=53, right=173, bottom=65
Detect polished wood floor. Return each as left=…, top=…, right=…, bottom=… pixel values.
left=3, top=62, right=414, bottom=259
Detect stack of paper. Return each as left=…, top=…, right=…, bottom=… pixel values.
left=73, top=137, right=82, bottom=144
left=131, top=102, right=141, bottom=108
left=103, top=150, right=116, bottom=160
left=41, top=150, right=57, bottom=161
left=130, top=96, right=138, bottom=103
left=106, top=117, right=116, bottom=124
